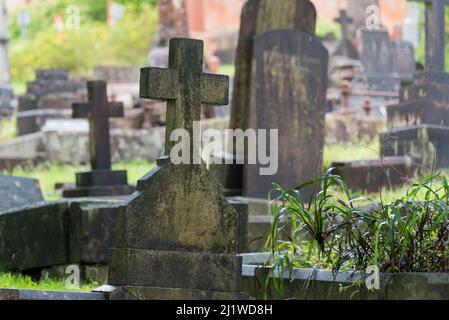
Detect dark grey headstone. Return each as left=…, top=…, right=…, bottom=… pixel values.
left=0, top=85, right=13, bottom=109
left=359, top=28, right=401, bottom=90
left=243, top=29, right=328, bottom=199
left=0, top=174, right=43, bottom=212
left=35, top=68, right=69, bottom=81
left=360, top=29, right=393, bottom=74
left=391, top=40, right=416, bottom=78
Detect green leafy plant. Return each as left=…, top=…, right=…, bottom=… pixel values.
left=266, top=169, right=449, bottom=297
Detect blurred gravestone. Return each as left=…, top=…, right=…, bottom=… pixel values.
left=230, top=0, right=317, bottom=132
left=333, top=9, right=358, bottom=59
left=225, top=0, right=317, bottom=195
left=390, top=40, right=416, bottom=84
left=359, top=28, right=400, bottom=91
left=17, top=69, right=86, bottom=136
left=243, top=30, right=328, bottom=199
left=382, top=0, right=449, bottom=169
left=0, top=174, right=43, bottom=213
left=409, top=0, right=448, bottom=71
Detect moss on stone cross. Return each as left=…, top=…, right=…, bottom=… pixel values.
left=140, top=38, right=229, bottom=161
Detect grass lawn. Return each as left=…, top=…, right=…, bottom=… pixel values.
left=6, top=161, right=156, bottom=200
left=323, top=141, right=380, bottom=169
left=0, top=273, right=98, bottom=292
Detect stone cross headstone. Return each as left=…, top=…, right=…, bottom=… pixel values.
left=63, top=81, right=134, bottom=198
left=334, top=9, right=358, bottom=59
left=335, top=9, right=352, bottom=41
left=140, top=39, right=229, bottom=161
left=0, top=174, right=43, bottom=213
left=107, top=38, right=248, bottom=300
left=243, top=29, right=328, bottom=199
left=409, top=0, right=449, bottom=71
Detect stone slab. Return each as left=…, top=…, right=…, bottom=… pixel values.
left=0, top=198, right=124, bottom=272
left=381, top=125, right=449, bottom=169
left=75, top=170, right=128, bottom=188
left=413, top=71, right=449, bottom=86
left=117, top=286, right=252, bottom=300
left=400, top=83, right=449, bottom=104
left=67, top=200, right=125, bottom=264
left=108, top=248, right=242, bottom=292
left=0, top=201, right=68, bottom=271
left=62, top=185, right=135, bottom=198
left=0, top=289, right=105, bottom=300
left=0, top=174, right=43, bottom=213
left=387, top=99, right=449, bottom=128
left=332, top=156, right=416, bottom=193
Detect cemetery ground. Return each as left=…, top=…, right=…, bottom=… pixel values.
left=3, top=0, right=449, bottom=305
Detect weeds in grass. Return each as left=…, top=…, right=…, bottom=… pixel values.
left=0, top=115, right=17, bottom=142
left=267, top=169, right=449, bottom=296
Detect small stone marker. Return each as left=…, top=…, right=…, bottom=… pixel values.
left=334, top=9, right=358, bottom=59
left=243, top=29, right=328, bottom=199
left=0, top=174, right=43, bottom=213
left=63, top=81, right=134, bottom=198
left=107, top=38, right=248, bottom=300
left=409, top=0, right=449, bottom=71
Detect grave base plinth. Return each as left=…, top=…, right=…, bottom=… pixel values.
left=332, top=156, right=417, bottom=193
left=386, top=99, right=449, bottom=129
left=62, top=184, right=134, bottom=198
left=63, top=170, right=134, bottom=198
left=109, top=286, right=253, bottom=300
left=381, top=125, right=449, bottom=169
left=108, top=248, right=242, bottom=292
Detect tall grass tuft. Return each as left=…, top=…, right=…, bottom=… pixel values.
left=267, top=169, right=449, bottom=280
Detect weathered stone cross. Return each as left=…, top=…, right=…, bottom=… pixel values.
left=72, top=81, right=124, bottom=170
left=334, top=9, right=353, bottom=40
left=409, top=0, right=449, bottom=71
left=140, top=38, right=229, bottom=162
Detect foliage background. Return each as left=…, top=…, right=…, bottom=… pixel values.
left=8, top=0, right=158, bottom=87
